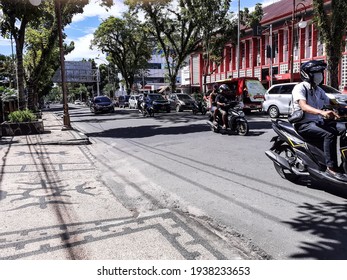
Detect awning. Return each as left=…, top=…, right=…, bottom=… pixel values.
left=158, top=85, right=170, bottom=93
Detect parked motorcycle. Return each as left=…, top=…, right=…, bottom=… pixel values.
left=265, top=118, right=347, bottom=186
left=193, top=101, right=207, bottom=115
left=206, top=101, right=249, bottom=136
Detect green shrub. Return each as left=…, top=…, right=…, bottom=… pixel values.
left=8, top=109, right=37, bottom=123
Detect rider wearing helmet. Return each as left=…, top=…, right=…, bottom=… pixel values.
left=292, top=60, right=347, bottom=179
left=216, top=84, right=236, bottom=129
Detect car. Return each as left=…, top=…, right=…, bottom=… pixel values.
left=262, top=82, right=347, bottom=118
left=118, top=95, right=130, bottom=108
left=128, top=95, right=141, bottom=109
left=90, top=96, right=114, bottom=114
left=168, top=93, right=197, bottom=112
left=146, top=94, right=171, bottom=113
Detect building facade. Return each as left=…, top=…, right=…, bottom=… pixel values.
left=190, top=0, right=347, bottom=91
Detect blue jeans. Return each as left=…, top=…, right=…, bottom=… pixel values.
left=296, top=121, right=347, bottom=169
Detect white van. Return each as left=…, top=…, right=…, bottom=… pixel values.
left=262, top=83, right=347, bottom=118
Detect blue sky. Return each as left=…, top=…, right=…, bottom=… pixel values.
left=0, top=0, right=279, bottom=64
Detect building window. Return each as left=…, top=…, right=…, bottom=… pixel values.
left=147, top=63, right=162, bottom=69
left=317, top=31, right=324, bottom=57
left=283, top=29, right=288, bottom=62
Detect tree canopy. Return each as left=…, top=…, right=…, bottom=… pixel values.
left=312, top=0, right=347, bottom=88
left=91, top=13, right=153, bottom=94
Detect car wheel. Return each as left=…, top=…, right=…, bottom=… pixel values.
left=268, top=105, right=280, bottom=118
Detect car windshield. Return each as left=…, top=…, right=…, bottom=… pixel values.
left=177, top=94, right=193, bottom=101
left=320, top=84, right=341, bottom=94
left=149, top=94, right=165, bottom=101
left=94, top=96, right=111, bottom=103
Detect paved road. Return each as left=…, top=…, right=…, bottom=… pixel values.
left=68, top=104, right=347, bottom=260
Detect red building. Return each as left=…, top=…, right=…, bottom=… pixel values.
left=189, top=0, right=347, bottom=91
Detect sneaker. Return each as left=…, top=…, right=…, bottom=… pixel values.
left=222, top=125, right=227, bottom=130
left=325, top=168, right=347, bottom=181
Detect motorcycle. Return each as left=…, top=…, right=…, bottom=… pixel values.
left=140, top=101, right=154, bottom=117
left=265, top=118, right=347, bottom=186
left=193, top=101, right=207, bottom=115
left=206, top=101, right=249, bottom=136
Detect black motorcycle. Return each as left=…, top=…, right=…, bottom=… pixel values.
left=193, top=101, right=207, bottom=115
left=140, top=101, right=154, bottom=117
left=265, top=118, right=347, bottom=186
left=207, top=101, right=249, bottom=136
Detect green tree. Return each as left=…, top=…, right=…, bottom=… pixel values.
left=239, top=3, right=264, bottom=31
left=91, top=13, right=152, bottom=94
left=126, top=0, right=236, bottom=92
left=0, top=0, right=113, bottom=109
left=188, top=0, right=237, bottom=93
left=312, top=0, right=347, bottom=88
left=0, top=54, right=15, bottom=87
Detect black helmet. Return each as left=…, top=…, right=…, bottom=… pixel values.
left=219, top=84, right=230, bottom=94
left=300, top=60, right=327, bottom=83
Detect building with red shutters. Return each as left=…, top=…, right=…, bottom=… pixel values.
left=187, top=0, right=347, bottom=92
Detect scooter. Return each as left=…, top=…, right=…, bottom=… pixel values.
left=193, top=101, right=207, bottom=115
left=207, top=101, right=249, bottom=136
left=140, top=101, right=154, bottom=117
left=265, top=118, right=347, bottom=186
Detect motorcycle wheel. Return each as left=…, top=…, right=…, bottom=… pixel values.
left=202, top=108, right=207, bottom=115
left=273, top=144, right=300, bottom=181
left=236, top=121, right=249, bottom=136
left=149, top=110, right=154, bottom=117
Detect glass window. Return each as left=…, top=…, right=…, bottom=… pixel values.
left=268, top=86, right=279, bottom=94
left=280, top=84, right=295, bottom=94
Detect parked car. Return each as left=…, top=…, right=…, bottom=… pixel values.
left=146, top=94, right=171, bottom=113
left=262, top=82, right=347, bottom=118
left=118, top=95, right=130, bottom=108
left=129, top=95, right=141, bottom=109
left=90, top=96, right=114, bottom=114
left=168, top=93, right=197, bottom=112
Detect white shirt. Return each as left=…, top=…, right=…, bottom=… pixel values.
left=292, top=81, right=330, bottom=123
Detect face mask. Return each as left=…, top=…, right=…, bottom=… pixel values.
left=313, top=72, right=323, bottom=86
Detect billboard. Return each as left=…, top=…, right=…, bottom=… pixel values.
left=52, top=61, right=96, bottom=83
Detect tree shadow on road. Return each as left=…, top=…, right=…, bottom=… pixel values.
left=283, top=200, right=347, bottom=259
left=85, top=124, right=211, bottom=139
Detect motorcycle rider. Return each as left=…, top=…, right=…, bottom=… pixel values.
left=204, top=83, right=219, bottom=123
left=216, top=84, right=237, bottom=129
left=292, top=60, right=347, bottom=180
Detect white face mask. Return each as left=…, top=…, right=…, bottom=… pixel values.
left=313, top=72, right=323, bottom=86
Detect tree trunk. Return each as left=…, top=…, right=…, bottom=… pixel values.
left=326, top=42, right=341, bottom=89
left=15, top=44, right=26, bottom=110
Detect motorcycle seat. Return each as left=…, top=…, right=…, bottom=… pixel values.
left=276, top=120, right=305, bottom=141
left=276, top=120, right=324, bottom=150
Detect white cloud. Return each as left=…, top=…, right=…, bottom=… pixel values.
left=65, top=33, right=106, bottom=62
left=71, top=0, right=128, bottom=23
left=64, top=0, right=129, bottom=61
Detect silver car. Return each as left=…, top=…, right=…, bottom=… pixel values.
left=128, top=95, right=140, bottom=109
left=262, top=83, right=347, bottom=118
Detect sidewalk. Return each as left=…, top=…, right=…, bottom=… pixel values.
left=0, top=112, right=248, bottom=260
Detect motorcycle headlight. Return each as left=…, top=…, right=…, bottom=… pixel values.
left=238, top=111, right=245, bottom=117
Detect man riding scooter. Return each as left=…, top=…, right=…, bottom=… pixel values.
left=216, top=84, right=237, bottom=129
left=292, top=60, right=347, bottom=180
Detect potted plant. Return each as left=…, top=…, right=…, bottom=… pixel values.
left=1, top=109, right=44, bottom=136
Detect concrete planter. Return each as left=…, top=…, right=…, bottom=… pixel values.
left=1, top=120, right=44, bottom=136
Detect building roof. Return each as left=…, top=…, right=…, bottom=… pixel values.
left=260, top=0, right=314, bottom=25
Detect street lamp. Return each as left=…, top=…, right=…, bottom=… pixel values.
left=289, top=1, right=307, bottom=82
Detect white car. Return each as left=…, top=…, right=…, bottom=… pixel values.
left=128, top=95, right=140, bottom=109
left=262, top=82, right=347, bottom=118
